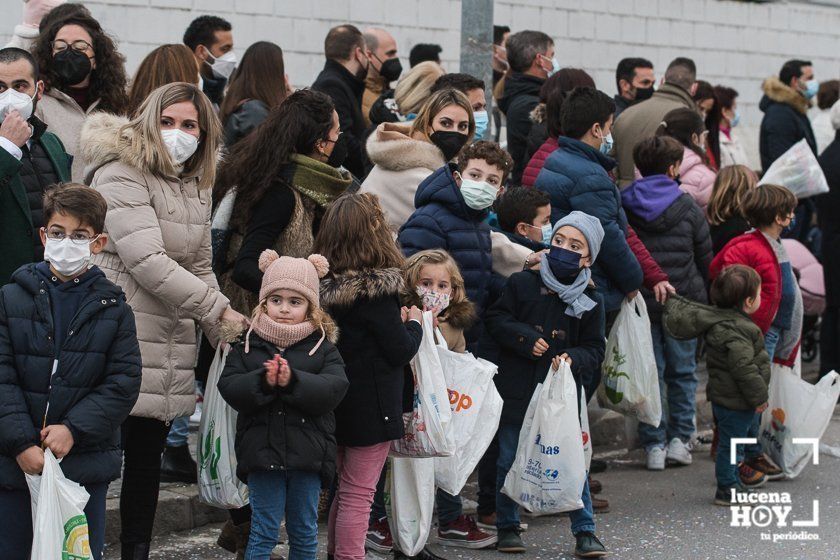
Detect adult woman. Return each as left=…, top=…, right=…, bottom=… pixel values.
left=362, top=87, right=473, bottom=230
left=706, top=165, right=758, bottom=253
left=219, top=41, right=290, bottom=147
left=693, top=80, right=722, bottom=170
left=127, top=44, right=199, bottom=117
left=812, top=79, right=839, bottom=155
left=817, top=102, right=840, bottom=375
left=394, top=60, right=447, bottom=118
left=79, top=82, right=247, bottom=559
left=32, top=12, right=129, bottom=181
left=657, top=107, right=717, bottom=211
left=714, top=85, right=750, bottom=168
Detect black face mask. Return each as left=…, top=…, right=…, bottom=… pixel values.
left=634, top=86, right=654, bottom=102
left=378, top=57, right=403, bottom=83
left=53, top=49, right=92, bottom=86
left=326, top=133, right=349, bottom=168
left=430, top=130, right=469, bottom=162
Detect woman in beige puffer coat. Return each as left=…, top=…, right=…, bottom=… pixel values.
left=80, top=82, right=247, bottom=559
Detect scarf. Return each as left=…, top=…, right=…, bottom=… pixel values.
left=245, top=309, right=325, bottom=356
left=539, top=263, right=597, bottom=319
left=283, top=154, right=353, bottom=207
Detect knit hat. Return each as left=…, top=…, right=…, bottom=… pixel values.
left=258, top=250, right=329, bottom=306
left=553, top=211, right=605, bottom=262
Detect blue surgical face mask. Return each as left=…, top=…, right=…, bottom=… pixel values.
left=783, top=214, right=797, bottom=235
left=459, top=176, right=499, bottom=210
left=546, top=246, right=583, bottom=281
left=599, top=130, right=613, bottom=155
left=525, top=223, right=552, bottom=246
left=730, top=110, right=741, bottom=128
left=473, top=110, right=489, bottom=139
left=804, top=79, right=819, bottom=100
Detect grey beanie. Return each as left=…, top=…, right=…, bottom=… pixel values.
left=553, top=211, right=605, bottom=261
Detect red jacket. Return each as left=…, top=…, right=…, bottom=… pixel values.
left=521, top=136, right=557, bottom=188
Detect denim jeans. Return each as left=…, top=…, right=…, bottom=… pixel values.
left=166, top=415, right=190, bottom=447
left=247, top=469, right=321, bottom=560
left=495, top=423, right=595, bottom=535
left=638, top=322, right=698, bottom=451
left=712, top=403, right=758, bottom=488
left=765, top=325, right=781, bottom=360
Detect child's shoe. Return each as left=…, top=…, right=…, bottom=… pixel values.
left=591, top=496, right=610, bottom=513
left=366, top=516, right=394, bottom=553
left=437, top=515, right=497, bottom=549
left=665, top=437, right=692, bottom=466
left=715, top=483, right=755, bottom=506
left=745, top=454, right=784, bottom=480
left=496, top=527, right=526, bottom=553
left=646, top=446, right=666, bottom=470
left=574, top=532, right=608, bottom=557
left=738, top=462, right=767, bottom=488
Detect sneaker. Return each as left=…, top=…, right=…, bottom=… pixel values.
left=366, top=516, right=393, bottom=553
left=437, top=515, right=497, bottom=549
left=574, top=532, right=607, bottom=558
left=591, top=496, right=610, bottom=513
left=745, top=455, right=784, bottom=480
left=496, top=527, right=525, bottom=553
left=715, top=483, right=755, bottom=506
left=738, top=463, right=767, bottom=488
left=646, top=446, right=666, bottom=471
left=588, top=476, right=602, bottom=495
left=475, top=512, right=496, bottom=532
left=189, top=393, right=203, bottom=425
left=666, top=437, right=692, bottom=466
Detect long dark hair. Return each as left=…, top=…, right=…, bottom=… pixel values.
left=693, top=80, right=721, bottom=169
left=32, top=14, right=129, bottom=115
left=656, top=107, right=708, bottom=165
left=218, top=41, right=288, bottom=126
left=542, top=68, right=595, bottom=138
left=214, top=89, right=335, bottom=226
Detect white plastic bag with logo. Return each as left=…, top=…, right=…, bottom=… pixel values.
left=198, top=345, right=249, bottom=508
left=580, top=390, right=592, bottom=471
left=434, top=349, right=503, bottom=495
left=502, top=362, right=586, bottom=513
left=759, top=369, right=840, bottom=478
left=391, top=312, right=455, bottom=457
left=758, top=138, right=829, bottom=199
left=387, top=457, right=435, bottom=557
left=598, top=295, right=661, bottom=427
left=25, top=448, right=91, bottom=560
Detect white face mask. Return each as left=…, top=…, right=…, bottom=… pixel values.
left=44, top=236, right=98, bottom=277
left=0, top=88, right=35, bottom=122
left=161, top=129, right=199, bottom=165
left=207, top=50, right=237, bottom=80
left=459, top=176, right=499, bottom=210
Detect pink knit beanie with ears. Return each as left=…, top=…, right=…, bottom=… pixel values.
left=258, top=250, right=330, bottom=306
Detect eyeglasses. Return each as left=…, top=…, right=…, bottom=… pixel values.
left=43, top=229, right=99, bottom=244
left=52, top=40, right=93, bottom=54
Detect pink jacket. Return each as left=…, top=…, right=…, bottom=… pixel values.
left=678, top=147, right=716, bottom=212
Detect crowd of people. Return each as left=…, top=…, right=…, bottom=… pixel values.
left=0, top=3, right=838, bottom=560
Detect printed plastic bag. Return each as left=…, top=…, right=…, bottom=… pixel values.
left=759, top=369, right=840, bottom=478
left=387, top=457, right=435, bottom=557
left=391, top=312, right=455, bottom=457
left=198, top=345, right=249, bottom=508
left=434, top=349, right=503, bottom=495
left=502, top=362, right=586, bottom=513
left=581, top=390, right=592, bottom=471
left=26, top=448, right=91, bottom=560
left=598, top=295, right=662, bottom=427
left=759, top=139, right=829, bottom=199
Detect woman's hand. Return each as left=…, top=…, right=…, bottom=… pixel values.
left=407, top=305, right=423, bottom=323
left=221, top=306, right=249, bottom=328
left=653, top=281, right=676, bottom=304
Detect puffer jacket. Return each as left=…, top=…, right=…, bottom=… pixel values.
left=398, top=165, right=493, bottom=316
left=79, top=113, right=230, bottom=422
left=498, top=72, right=544, bottom=186
left=0, top=264, right=141, bottom=490
left=678, top=147, right=716, bottom=211
left=218, top=327, right=348, bottom=485
left=664, top=296, right=770, bottom=410
left=622, top=175, right=713, bottom=321
left=223, top=99, right=269, bottom=148
left=522, top=136, right=557, bottom=189
left=759, top=77, right=817, bottom=171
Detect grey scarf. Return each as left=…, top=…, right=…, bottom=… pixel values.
left=539, top=263, right=596, bottom=319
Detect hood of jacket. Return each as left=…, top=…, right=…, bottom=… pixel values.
left=320, top=267, right=404, bottom=309
left=760, top=77, right=810, bottom=115
left=414, top=165, right=486, bottom=221
left=664, top=295, right=751, bottom=341
left=491, top=225, right=548, bottom=253
left=366, top=122, right=445, bottom=172
left=622, top=174, right=683, bottom=222
left=10, top=262, right=121, bottom=300
left=498, top=72, right=543, bottom=114
left=628, top=191, right=695, bottom=234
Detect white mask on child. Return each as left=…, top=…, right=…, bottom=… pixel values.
left=44, top=236, right=98, bottom=277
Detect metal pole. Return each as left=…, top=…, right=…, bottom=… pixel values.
left=459, top=0, right=494, bottom=140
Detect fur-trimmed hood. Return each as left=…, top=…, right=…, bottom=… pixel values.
left=320, top=267, right=404, bottom=309
left=79, top=112, right=143, bottom=178
left=365, top=122, right=446, bottom=172
left=400, top=290, right=477, bottom=331
left=761, top=77, right=810, bottom=115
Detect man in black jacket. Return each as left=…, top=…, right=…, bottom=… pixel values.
left=498, top=30, right=555, bottom=186
left=312, top=24, right=370, bottom=179
left=183, top=15, right=235, bottom=108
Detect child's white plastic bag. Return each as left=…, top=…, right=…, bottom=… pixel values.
left=198, top=344, right=249, bottom=508
left=387, top=457, right=435, bottom=557
left=25, top=448, right=92, bottom=560
left=580, top=390, right=592, bottom=471
left=434, top=349, right=503, bottom=495
left=759, top=369, right=840, bottom=478
left=598, top=295, right=662, bottom=427
left=391, top=312, right=455, bottom=457
left=758, top=138, right=829, bottom=199
left=502, top=362, right=586, bottom=513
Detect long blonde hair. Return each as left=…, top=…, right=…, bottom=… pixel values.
left=706, top=165, right=758, bottom=225
left=123, top=82, right=221, bottom=189
left=395, top=61, right=446, bottom=115
left=410, top=88, right=475, bottom=142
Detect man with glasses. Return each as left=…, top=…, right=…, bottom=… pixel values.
left=0, top=47, right=71, bottom=286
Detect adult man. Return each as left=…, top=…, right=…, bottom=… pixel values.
left=612, top=57, right=698, bottom=187
left=0, top=47, right=71, bottom=285
left=409, top=43, right=442, bottom=68
left=613, top=57, right=655, bottom=119
left=312, top=24, right=370, bottom=179
left=498, top=30, right=555, bottom=186
left=183, top=15, right=234, bottom=107
left=759, top=59, right=817, bottom=170
left=430, top=73, right=489, bottom=138
left=362, top=28, right=400, bottom=127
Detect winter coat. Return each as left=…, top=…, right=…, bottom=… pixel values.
left=223, top=99, right=269, bottom=148
left=612, top=83, right=696, bottom=187
left=758, top=77, right=817, bottom=171
left=498, top=72, right=544, bottom=186
left=811, top=107, right=835, bottom=155
left=678, top=147, right=716, bottom=212
left=0, top=119, right=71, bottom=285
left=719, top=128, right=750, bottom=168
left=534, top=136, right=643, bottom=311
left=0, top=264, right=141, bottom=490
left=525, top=103, right=549, bottom=165
left=79, top=112, right=230, bottom=422
left=622, top=176, right=713, bottom=321
left=710, top=216, right=750, bottom=255
left=483, top=270, right=605, bottom=425
left=218, top=328, right=348, bottom=485
left=613, top=94, right=632, bottom=120
left=818, top=131, right=840, bottom=307
left=363, top=71, right=389, bottom=128
left=398, top=165, right=493, bottom=316
left=664, top=296, right=770, bottom=411
left=35, top=87, right=101, bottom=182
left=401, top=289, right=476, bottom=355
left=522, top=136, right=557, bottom=189
left=319, top=268, right=423, bottom=447
left=361, top=122, right=446, bottom=230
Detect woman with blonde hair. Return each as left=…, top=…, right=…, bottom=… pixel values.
left=79, top=82, right=248, bottom=559
left=395, top=60, right=446, bottom=117
left=706, top=164, right=758, bottom=253
left=126, top=44, right=200, bottom=117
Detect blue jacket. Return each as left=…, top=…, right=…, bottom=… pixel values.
left=398, top=165, right=493, bottom=316
left=534, top=137, right=642, bottom=311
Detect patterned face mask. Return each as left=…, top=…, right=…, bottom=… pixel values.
left=416, top=285, right=451, bottom=316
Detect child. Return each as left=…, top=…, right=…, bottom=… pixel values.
left=0, top=183, right=142, bottom=560
left=662, top=265, right=771, bottom=503
left=217, top=250, right=349, bottom=560
left=657, top=107, right=717, bottom=211
left=621, top=135, right=713, bottom=471
left=485, top=211, right=607, bottom=558
left=706, top=165, right=759, bottom=254
left=494, top=186, right=553, bottom=252
left=315, top=193, right=424, bottom=560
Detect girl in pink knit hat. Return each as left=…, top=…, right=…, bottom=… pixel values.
left=218, top=250, right=349, bottom=560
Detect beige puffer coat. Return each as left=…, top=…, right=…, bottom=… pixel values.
left=80, top=113, right=229, bottom=422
